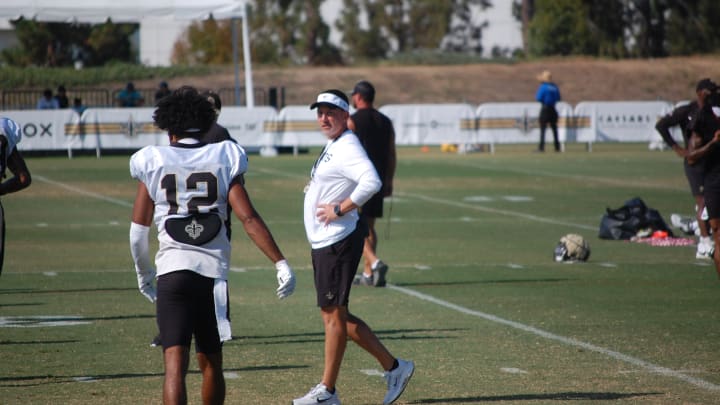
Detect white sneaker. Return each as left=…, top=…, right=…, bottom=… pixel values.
left=383, top=359, right=415, bottom=405
left=671, top=213, right=697, bottom=235
left=696, top=237, right=715, bottom=260
left=293, top=383, right=340, bottom=405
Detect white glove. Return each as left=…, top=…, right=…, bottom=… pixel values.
left=275, top=259, right=296, bottom=299
left=137, top=271, right=157, bottom=303
left=130, top=222, right=157, bottom=303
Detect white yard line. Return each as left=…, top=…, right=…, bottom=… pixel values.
left=389, top=284, right=720, bottom=393
left=447, top=160, right=687, bottom=192
left=397, top=191, right=597, bottom=231
left=35, top=175, right=133, bottom=208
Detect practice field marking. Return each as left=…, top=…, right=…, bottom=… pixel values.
left=0, top=315, right=90, bottom=328
left=359, top=369, right=385, bottom=377
left=501, top=367, right=528, bottom=374
left=464, top=195, right=535, bottom=203
left=388, top=284, right=720, bottom=393
left=399, top=191, right=597, bottom=232
left=448, top=160, right=688, bottom=193
left=35, top=175, right=134, bottom=208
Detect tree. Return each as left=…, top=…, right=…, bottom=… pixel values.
left=527, top=0, right=591, bottom=56
left=172, top=18, right=233, bottom=65
left=85, top=21, right=137, bottom=65
left=1, top=19, right=136, bottom=67
left=664, top=0, right=720, bottom=56
left=295, top=0, right=343, bottom=65
left=336, top=0, right=390, bottom=61
left=440, top=0, right=492, bottom=54
left=243, top=0, right=341, bottom=66
left=583, top=0, right=626, bottom=58
left=623, top=0, right=668, bottom=58
left=338, top=0, right=490, bottom=58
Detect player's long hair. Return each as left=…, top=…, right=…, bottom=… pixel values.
left=153, top=86, right=215, bottom=138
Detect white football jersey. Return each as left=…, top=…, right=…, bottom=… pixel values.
left=130, top=139, right=248, bottom=279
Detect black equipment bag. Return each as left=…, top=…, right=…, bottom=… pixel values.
left=598, top=197, right=673, bottom=240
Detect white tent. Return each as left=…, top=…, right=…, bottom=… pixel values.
left=0, top=0, right=255, bottom=107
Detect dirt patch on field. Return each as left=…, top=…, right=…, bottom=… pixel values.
left=135, top=56, right=720, bottom=106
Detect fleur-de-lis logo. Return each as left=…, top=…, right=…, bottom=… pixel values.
left=120, top=114, right=137, bottom=137
left=185, top=219, right=205, bottom=240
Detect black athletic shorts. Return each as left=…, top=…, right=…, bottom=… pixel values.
left=156, top=270, right=223, bottom=354
left=684, top=160, right=704, bottom=196
left=704, top=187, right=720, bottom=220
left=311, top=225, right=365, bottom=307
left=361, top=193, right=384, bottom=218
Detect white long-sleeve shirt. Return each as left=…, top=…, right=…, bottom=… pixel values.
left=303, top=130, right=381, bottom=249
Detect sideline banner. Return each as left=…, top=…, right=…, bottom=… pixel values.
left=573, top=101, right=672, bottom=144
left=0, top=100, right=685, bottom=155
left=2, top=109, right=78, bottom=151
left=379, top=103, right=477, bottom=145
left=219, top=106, right=277, bottom=148
left=475, top=101, right=573, bottom=145
left=265, top=106, right=327, bottom=148
left=75, top=107, right=161, bottom=152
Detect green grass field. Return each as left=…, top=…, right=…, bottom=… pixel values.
left=1, top=143, right=719, bottom=405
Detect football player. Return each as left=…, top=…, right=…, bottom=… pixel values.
left=129, top=86, right=295, bottom=403
left=656, top=78, right=716, bottom=259
left=0, top=117, right=31, bottom=276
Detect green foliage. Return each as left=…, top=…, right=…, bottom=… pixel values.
left=247, top=0, right=342, bottom=66
left=380, top=49, right=503, bottom=66
left=85, top=21, right=137, bottom=65
left=665, top=0, right=720, bottom=56
left=337, top=0, right=390, bottom=62
left=524, top=0, right=720, bottom=58
left=338, top=0, right=492, bottom=60
left=172, top=19, right=234, bottom=65
left=0, top=64, right=213, bottom=88
left=528, top=0, right=595, bottom=56
left=1, top=19, right=137, bottom=67
left=295, top=0, right=343, bottom=65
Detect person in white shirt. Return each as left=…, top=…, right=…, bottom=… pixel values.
left=129, top=86, right=296, bottom=404
left=293, top=89, right=414, bottom=405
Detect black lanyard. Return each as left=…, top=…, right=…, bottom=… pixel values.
left=311, top=132, right=345, bottom=179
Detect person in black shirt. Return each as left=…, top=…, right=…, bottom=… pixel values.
left=348, top=81, right=397, bottom=287
left=656, top=79, right=714, bottom=258
left=687, top=79, right=720, bottom=278
left=54, top=85, right=69, bottom=109
left=200, top=91, right=233, bottom=143
left=154, top=81, right=172, bottom=104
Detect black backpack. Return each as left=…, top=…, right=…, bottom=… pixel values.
left=598, top=197, right=674, bottom=240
